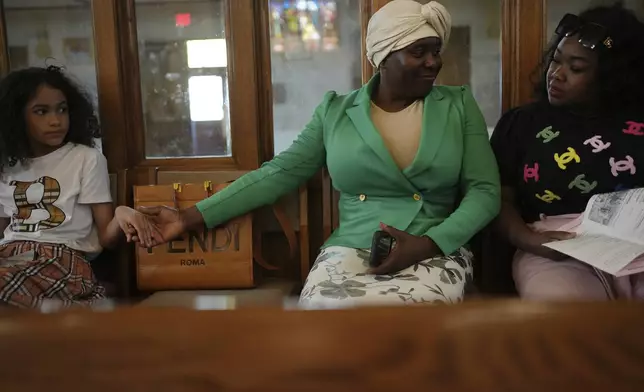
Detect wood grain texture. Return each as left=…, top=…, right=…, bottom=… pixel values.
left=1, top=301, right=643, bottom=391
left=502, top=0, right=547, bottom=110
left=0, top=5, right=10, bottom=77
left=225, top=0, right=261, bottom=170
left=93, top=0, right=131, bottom=173
left=254, top=0, right=276, bottom=163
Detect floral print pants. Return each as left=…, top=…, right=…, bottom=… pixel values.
left=298, top=246, right=474, bottom=309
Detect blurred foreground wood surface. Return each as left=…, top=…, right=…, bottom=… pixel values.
left=1, top=301, right=643, bottom=392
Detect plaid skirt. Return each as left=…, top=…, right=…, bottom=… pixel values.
left=0, top=241, right=105, bottom=309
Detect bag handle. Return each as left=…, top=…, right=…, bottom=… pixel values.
left=203, top=181, right=297, bottom=271
left=172, top=183, right=182, bottom=209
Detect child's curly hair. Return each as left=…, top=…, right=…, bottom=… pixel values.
left=0, top=66, right=101, bottom=171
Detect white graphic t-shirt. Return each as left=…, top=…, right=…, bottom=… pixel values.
left=0, top=143, right=112, bottom=253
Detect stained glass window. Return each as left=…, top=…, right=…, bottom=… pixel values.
left=270, top=0, right=340, bottom=54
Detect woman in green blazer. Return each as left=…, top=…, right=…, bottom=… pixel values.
left=139, top=1, right=500, bottom=307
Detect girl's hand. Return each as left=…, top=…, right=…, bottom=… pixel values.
left=114, top=206, right=160, bottom=248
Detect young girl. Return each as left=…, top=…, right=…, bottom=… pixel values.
left=0, top=66, right=156, bottom=308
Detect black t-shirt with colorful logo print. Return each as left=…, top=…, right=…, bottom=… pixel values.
left=491, top=102, right=644, bottom=223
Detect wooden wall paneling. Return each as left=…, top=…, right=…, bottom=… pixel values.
left=0, top=1, right=9, bottom=77
left=225, top=0, right=261, bottom=170
left=255, top=0, right=275, bottom=163
left=114, top=0, right=145, bottom=171
left=501, top=0, right=547, bottom=111
left=92, top=0, right=130, bottom=173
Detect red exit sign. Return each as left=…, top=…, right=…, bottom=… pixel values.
left=176, top=13, right=191, bottom=27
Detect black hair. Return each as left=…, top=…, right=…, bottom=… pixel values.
left=534, top=3, right=644, bottom=111
left=0, top=65, right=100, bottom=171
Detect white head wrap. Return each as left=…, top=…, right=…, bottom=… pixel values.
left=366, top=1, right=452, bottom=68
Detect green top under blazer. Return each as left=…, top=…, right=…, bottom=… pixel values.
left=197, top=75, right=501, bottom=255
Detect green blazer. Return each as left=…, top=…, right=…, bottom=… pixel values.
left=197, top=76, right=500, bottom=255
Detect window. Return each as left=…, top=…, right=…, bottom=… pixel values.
left=269, top=0, right=362, bottom=154
left=135, top=0, right=231, bottom=159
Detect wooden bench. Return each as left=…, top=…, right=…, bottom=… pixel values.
left=2, top=301, right=643, bottom=391
left=138, top=279, right=296, bottom=309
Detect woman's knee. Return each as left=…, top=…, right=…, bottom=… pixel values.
left=514, top=257, right=610, bottom=300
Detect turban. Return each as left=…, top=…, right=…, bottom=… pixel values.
left=366, top=1, right=452, bottom=68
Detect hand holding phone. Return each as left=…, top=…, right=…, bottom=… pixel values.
left=368, top=224, right=440, bottom=275
left=369, top=230, right=394, bottom=268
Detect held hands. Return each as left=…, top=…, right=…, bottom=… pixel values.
left=368, top=223, right=440, bottom=275
left=114, top=206, right=162, bottom=248
left=519, top=230, right=576, bottom=261
left=135, top=205, right=187, bottom=244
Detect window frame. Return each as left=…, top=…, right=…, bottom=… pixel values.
left=106, top=0, right=263, bottom=171
left=0, top=5, right=8, bottom=76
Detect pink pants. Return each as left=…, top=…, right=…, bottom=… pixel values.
left=513, top=214, right=644, bottom=300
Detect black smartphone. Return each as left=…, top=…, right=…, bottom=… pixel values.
left=369, top=230, right=394, bottom=268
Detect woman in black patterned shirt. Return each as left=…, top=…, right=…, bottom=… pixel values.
left=491, top=4, right=644, bottom=300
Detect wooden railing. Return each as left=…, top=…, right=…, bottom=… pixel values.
left=1, top=301, right=643, bottom=391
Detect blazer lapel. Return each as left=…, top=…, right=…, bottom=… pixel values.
left=346, top=77, right=402, bottom=175
left=403, top=87, right=450, bottom=178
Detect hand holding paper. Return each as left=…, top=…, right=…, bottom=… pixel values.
left=544, top=188, right=644, bottom=276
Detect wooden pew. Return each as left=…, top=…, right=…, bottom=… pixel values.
left=1, top=301, right=643, bottom=391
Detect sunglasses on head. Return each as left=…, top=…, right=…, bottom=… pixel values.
left=554, top=13, right=613, bottom=50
